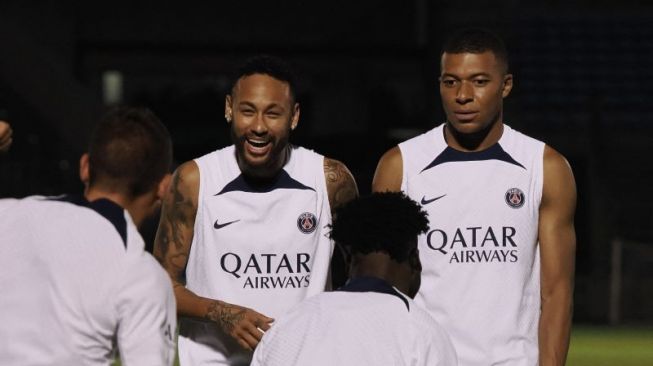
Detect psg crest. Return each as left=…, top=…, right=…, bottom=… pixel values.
left=505, top=188, right=525, bottom=209
left=297, top=212, right=318, bottom=234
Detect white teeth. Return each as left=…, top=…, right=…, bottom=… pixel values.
left=247, top=139, right=270, bottom=148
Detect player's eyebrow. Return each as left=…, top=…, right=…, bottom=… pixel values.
left=238, top=101, right=287, bottom=112
left=265, top=103, right=285, bottom=110
left=468, top=72, right=492, bottom=78
left=441, top=72, right=492, bottom=79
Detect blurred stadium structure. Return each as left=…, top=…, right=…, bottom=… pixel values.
left=0, top=1, right=652, bottom=325
left=609, top=239, right=653, bottom=325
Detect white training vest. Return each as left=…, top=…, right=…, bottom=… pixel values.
left=399, top=124, right=544, bottom=366
left=178, top=145, right=333, bottom=365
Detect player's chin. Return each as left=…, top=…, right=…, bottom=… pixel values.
left=242, top=154, right=273, bottom=170
left=239, top=147, right=282, bottom=175
left=447, top=118, right=486, bottom=135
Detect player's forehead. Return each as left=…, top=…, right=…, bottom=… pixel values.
left=440, top=51, right=504, bottom=77
left=232, top=74, right=293, bottom=107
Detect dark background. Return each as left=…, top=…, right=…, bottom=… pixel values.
left=1, top=0, right=651, bottom=325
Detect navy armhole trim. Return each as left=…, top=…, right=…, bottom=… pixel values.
left=47, top=194, right=128, bottom=247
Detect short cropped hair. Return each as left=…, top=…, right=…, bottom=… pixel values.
left=329, top=192, right=430, bottom=263
left=442, top=28, right=509, bottom=73
left=230, top=55, right=298, bottom=103
left=88, top=106, right=172, bottom=199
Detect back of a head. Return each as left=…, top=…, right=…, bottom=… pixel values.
left=442, top=28, right=509, bottom=73
left=88, top=106, right=172, bottom=199
left=231, top=55, right=298, bottom=103
left=330, top=192, right=429, bottom=263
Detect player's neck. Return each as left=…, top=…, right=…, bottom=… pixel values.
left=237, top=145, right=291, bottom=182
left=444, top=119, right=504, bottom=152
left=84, top=187, right=151, bottom=227
left=350, top=254, right=411, bottom=295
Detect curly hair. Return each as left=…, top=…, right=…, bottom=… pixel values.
left=231, top=55, right=297, bottom=103
left=329, top=192, right=429, bottom=263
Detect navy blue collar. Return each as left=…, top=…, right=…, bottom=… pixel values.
left=337, top=276, right=410, bottom=311
left=215, top=170, right=315, bottom=195
left=47, top=194, right=128, bottom=247
left=420, top=143, right=525, bottom=173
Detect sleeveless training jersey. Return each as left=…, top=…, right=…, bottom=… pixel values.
left=178, top=145, right=333, bottom=365
left=399, top=124, right=545, bottom=366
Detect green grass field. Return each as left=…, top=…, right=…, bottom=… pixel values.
left=113, top=325, right=652, bottom=365
left=568, top=326, right=653, bottom=366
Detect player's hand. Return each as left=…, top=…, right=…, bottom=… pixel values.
left=0, top=121, right=12, bottom=153
left=206, top=301, right=274, bottom=351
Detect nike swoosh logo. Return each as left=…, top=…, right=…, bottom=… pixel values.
left=421, top=194, right=446, bottom=205
left=213, top=219, right=240, bottom=229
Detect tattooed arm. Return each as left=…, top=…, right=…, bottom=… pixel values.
left=324, top=158, right=359, bottom=212
left=323, top=158, right=359, bottom=288
left=153, top=161, right=273, bottom=351
left=0, top=121, right=12, bottom=153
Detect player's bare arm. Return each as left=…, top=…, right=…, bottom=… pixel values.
left=323, top=158, right=358, bottom=288
left=0, top=121, right=12, bottom=153
left=324, top=157, right=358, bottom=211
left=538, top=145, right=577, bottom=366
left=154, top=161, right=273, bottom=351
left=372, top=146, right=403, bottom=192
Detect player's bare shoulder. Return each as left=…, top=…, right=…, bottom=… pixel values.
left=543, top=145, right=572, bottom=173
left=173, top=160, right=201, bottom=202
left=372, top=146, right=403, bottom=192
left=323, top=157, right=358, bottom=211
left=542, top=145, right=576, bottom=207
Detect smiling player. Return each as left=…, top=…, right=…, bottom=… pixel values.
left=154, top=55, right=358, bottom=365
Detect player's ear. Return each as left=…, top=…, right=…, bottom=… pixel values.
left=290, top=102, right=300, bottom=131
left=156, top=173, right=172, bottom=200
left=502, top=74, right=513, bottom=98
left=79, top=153, right=90, bottom=185
left=408, top=246, right=422, bottom=273
left=224, top=95, right=233, bottom=123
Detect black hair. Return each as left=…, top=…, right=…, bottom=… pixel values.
left=230, top=55, right=297, bottom=102
left=442, top=28, right=509, bottom=73
left=88, top=106, right=172, bottom=198
left=329, top=192, right=430, bottom=263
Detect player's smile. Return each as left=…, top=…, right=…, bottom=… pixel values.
left=245, top=137, right=273, bottom=156
left=234, top=130, right=283, bottom=170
